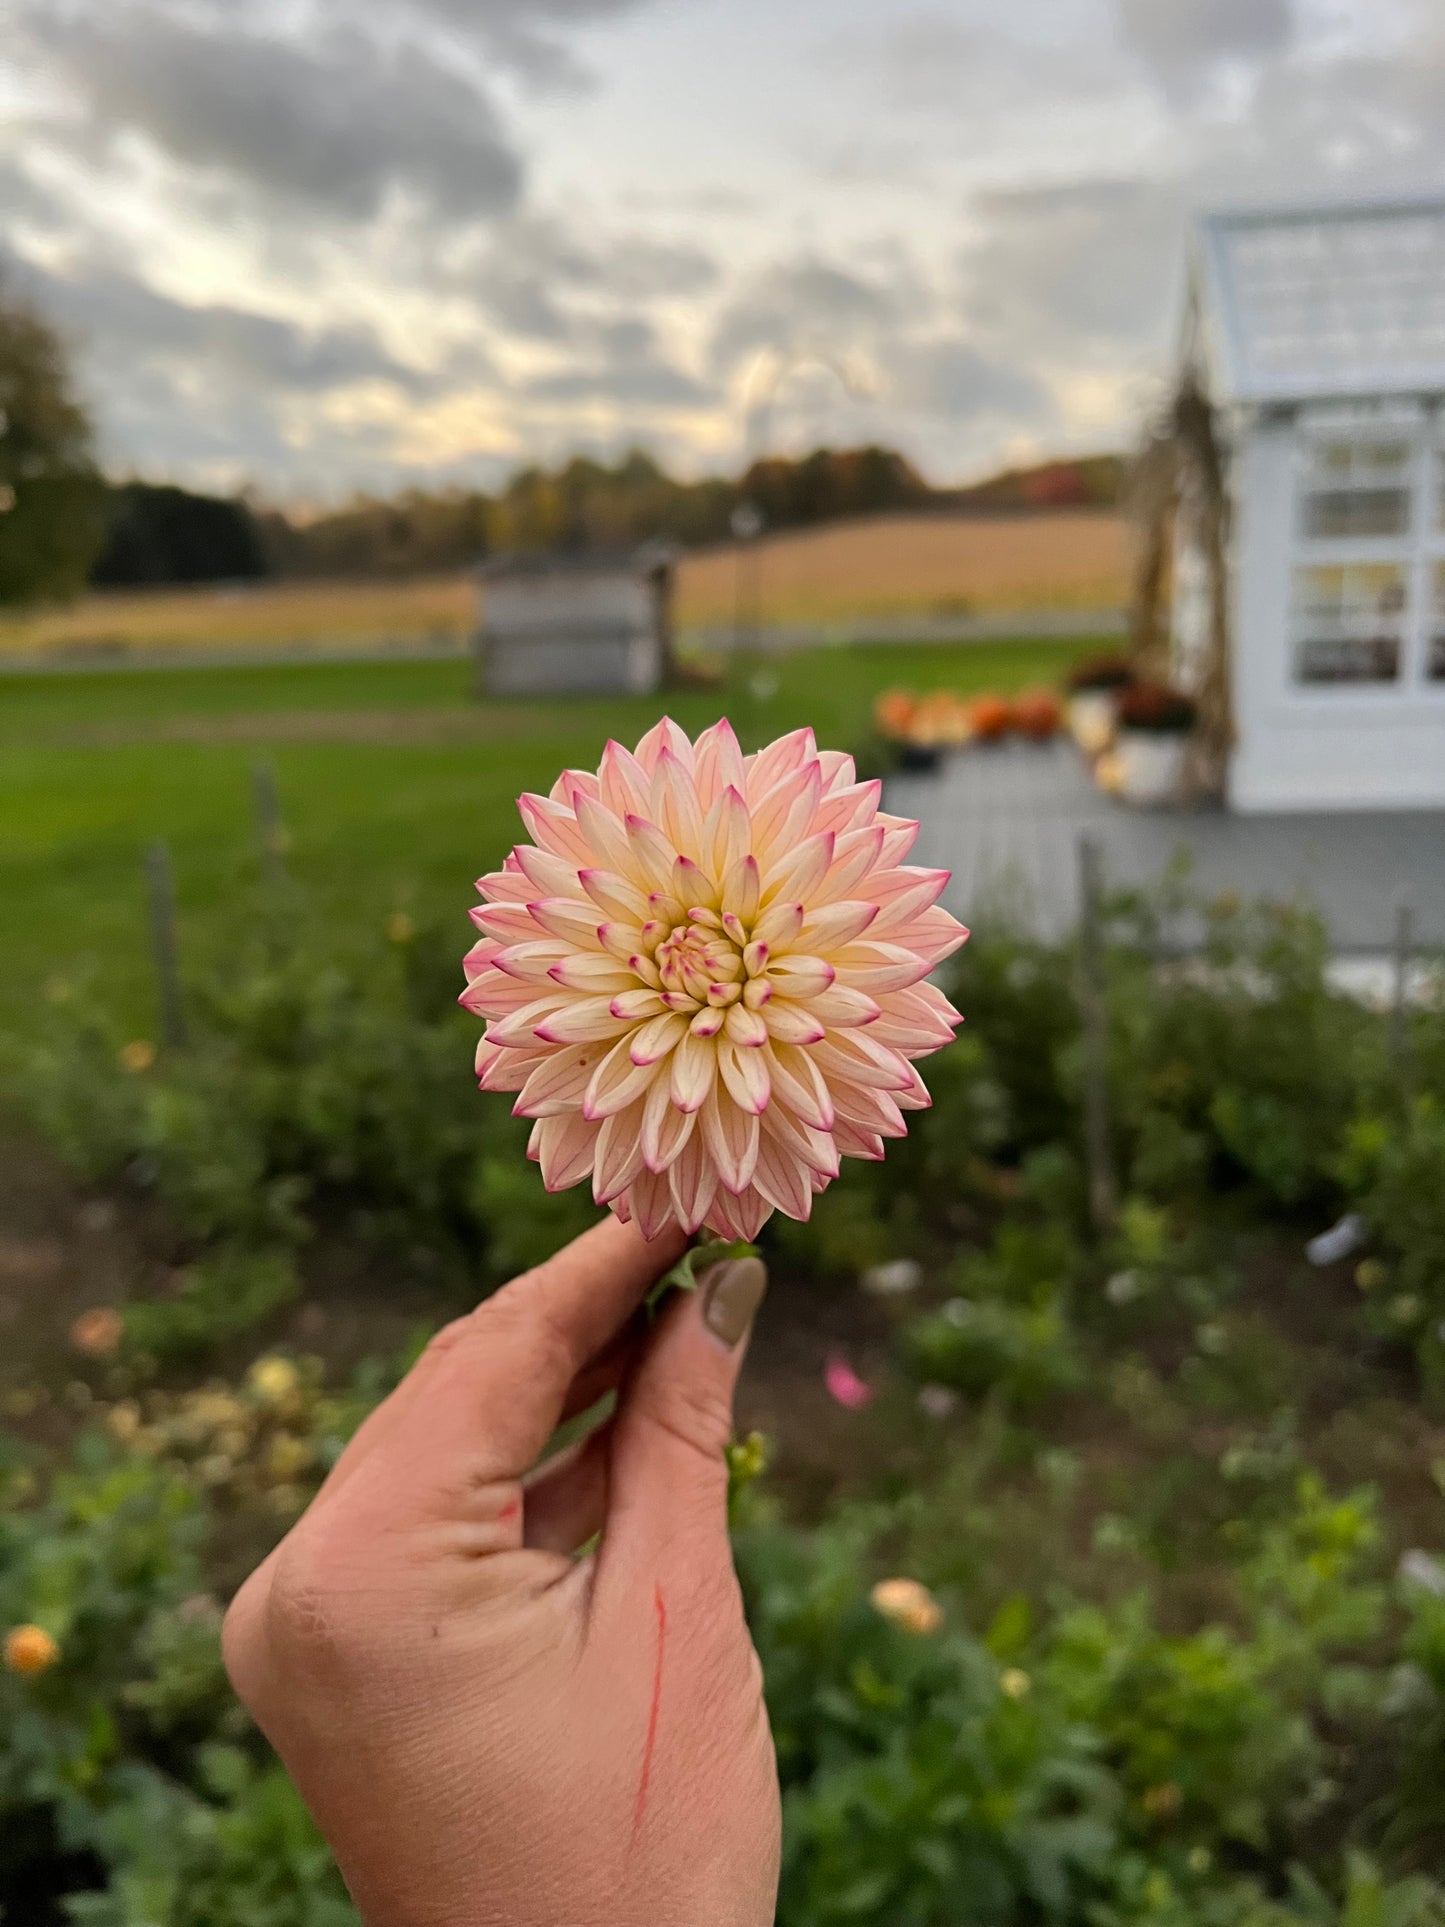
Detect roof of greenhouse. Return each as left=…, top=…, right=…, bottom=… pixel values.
left=1192, top=196, right=1445, bottom=405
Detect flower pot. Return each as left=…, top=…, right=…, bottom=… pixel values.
left=1067, top=691, right=1116, bottom=756
left=1115, top=729, right=1187, bottom=806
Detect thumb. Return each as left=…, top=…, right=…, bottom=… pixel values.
left=599, top=1255, right=768, bottom=1582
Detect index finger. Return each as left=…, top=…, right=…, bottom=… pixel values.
left=362, top=1214, right=688, bottom=1496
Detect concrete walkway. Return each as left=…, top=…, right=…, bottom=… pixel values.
left=885, top=739, right=1445, bottom=953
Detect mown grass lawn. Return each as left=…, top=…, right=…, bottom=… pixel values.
left=0, top=634, right=1109, bottom=1036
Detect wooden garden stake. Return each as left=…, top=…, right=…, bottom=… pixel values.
left=252, top=759, right=288, bottom=881
left=1391, top=900, right=1415, bottom=1098
left=1077, top=833, right=1117, bottom=1236
left=144, top=840, right=188, bottom=1050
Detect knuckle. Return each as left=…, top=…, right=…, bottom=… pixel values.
left=220, top=1567, right=270, bottom=1707
left=474, top=1283, right=576, bottom=1384
left=642, top=1372, right=736, bottom=1470
left=263, top=1530, right=371, bottom=1678
left=419, top=1313, right=473, bottom=1364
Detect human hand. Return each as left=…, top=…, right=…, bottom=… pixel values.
left=222, top=1219, right=780, bottom=1927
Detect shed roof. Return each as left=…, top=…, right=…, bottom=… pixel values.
left=1192, top=195, right=1445, bottom=405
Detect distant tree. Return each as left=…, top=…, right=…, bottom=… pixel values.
left=0, top=282, right=106, bottom=604
left=93, top=482, right=269, bottom=587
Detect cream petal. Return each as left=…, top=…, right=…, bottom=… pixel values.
left=622, top=814, right=680, bottom=894
left=593, top=1099, right=648, bottom=1202
left=704, top=1181, right=772, bottom=1241
left=527, top=898, right=607, bottom=949
left=752, top=898, right=805, bottom=950
left=766, top=954, right=835, bottom=999
left=667, top=1134, right=719, bottom=1234
left=585, top=1036, right=663, bottom=1118
left=809, top=985, right=882, bottom=1028
left=751, top=762, right=823, bottom=858
left=471, top=901, right=541, bottom=943
left=830, top=1081, right=908, bottom=1138
left=460, top=972, right=553, bottom=1019
left=642, top=1076, right=698, bottom=1173
left=653, top=750, right=706, bottom=863
left=534, top=1112, right=600, bottom=1192
left=573, top=796, right=636, bottom=876
left=830, top=1117, right=887, bottom=1161
left=534, top=998, right=633, bottom=1046
left=722, top=1003, right=769, bottom=1050
left=745, top=726, right=815, bottom=802
left=692, top=718, right=746, bottom=807
left=513, top=844, right=582, bottom=898
left=809, top=1029, right=916, bottom=1092
left=796, top=900, right=880, bottom=951
left=751, top=1129, right=814, bottom=1221
left=760, top=826, right=834, bottom=907
left=761, top=1101, right=840, bottom=1178
left=548, top=953, right=638, bottom=992
left=670, top=1030, right=717, bottom=1113
left=476, top=867, right=533, bottom=903
left=702, top=1086, right=760, bottom=1193
left=462, top=938, right=503, bottom=982
left=813, top=777, right=882, bottom=838
left=476, top=1038, right=535, bottom=1091
left=630, top=1012, right=688, bottom=1064
left=624, top=1165, right=675, bottom=1240
left=578, top=867, right=652, bottom=923
left=828, top=940, right=933, bottom=994
left=598, top=738, right=652, bottom=818
left=719, top=851, right=762, bottom=924
left=868, top=867, right=952, bottom=921
left=766, top=1041, right=835, bottom=1130
left=484, top=995, right=574, bottom=1048
left=807, top=825, right=886, bottom=904
left=518, top=793, right=592, bottom=864
left=763, top=1000, right=827, bottom=1047
left=493, top=938, right=572, bottom=981
left=718, top=1038, right=771, bottom=1115
left=514, top=1042, right=610, bottom=1119
left=609, top=987, right=666, bottom=1022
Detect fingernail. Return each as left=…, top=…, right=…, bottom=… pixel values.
left=701, top=1257, right=768, bottom=1348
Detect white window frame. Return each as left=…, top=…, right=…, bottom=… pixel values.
left=1287, top=401, right=1445, bottom=701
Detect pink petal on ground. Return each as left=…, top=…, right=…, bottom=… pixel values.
left=824, top=1351, right=876, bottom=1410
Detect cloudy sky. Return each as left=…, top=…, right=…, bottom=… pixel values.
left=2, top=0, right=1442, bottom=499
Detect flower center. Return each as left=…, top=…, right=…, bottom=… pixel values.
left=655, top=922, right=743, bottom=1001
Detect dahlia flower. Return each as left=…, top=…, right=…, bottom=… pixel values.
left=462, top=718, right=966, bottom=1242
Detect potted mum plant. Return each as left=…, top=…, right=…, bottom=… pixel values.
left=1064, top=652, right=1135, bottom=756
left=1112, top=682, right=1196, bottom=806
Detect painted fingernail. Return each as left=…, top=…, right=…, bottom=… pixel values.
left=701, top=1256, right=768, bottom=1348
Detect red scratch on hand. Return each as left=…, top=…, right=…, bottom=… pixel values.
left=629, top=1584, right=667, bottom=1850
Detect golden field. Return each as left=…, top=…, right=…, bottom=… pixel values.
left=675, top=508, right=1128, bottom=629
left=0, top=509, right=1128, bottom=663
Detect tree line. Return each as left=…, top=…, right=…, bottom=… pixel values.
left=1, top=279, right=1121, bottom=606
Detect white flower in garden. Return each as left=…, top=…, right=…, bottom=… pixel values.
left=462, top=718, right=966, bottom=1241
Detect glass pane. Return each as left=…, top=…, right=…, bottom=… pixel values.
left=1293, top=563, right=1405, bottom=684
left=1302, top=487, right=1411, bottom=538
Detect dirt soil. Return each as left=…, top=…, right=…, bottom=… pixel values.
left=0, top=1127, right=898, bottom=1499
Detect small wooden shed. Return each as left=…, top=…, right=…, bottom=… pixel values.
left=474, top=545, right=676, bottom=698
left=1137, top=195, right=1445, bottom=812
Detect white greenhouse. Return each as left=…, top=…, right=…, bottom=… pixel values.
left=1169, top=196, right=1445, bottom=812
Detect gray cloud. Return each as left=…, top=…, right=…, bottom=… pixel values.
left=398, top=0, right=654, bottom=89
left=1118, top=0, right=1294, bottom=97
left=10, top=253, right=455, bottom=401
left=891, top=339, right=1047, bottom=420
left=24, top=8, right=523, bottom=220
left=961, top=177, right=1184, bottom=371
left=711, top=258, right=908, bottom=374
left=526, top=315, right=713, bottom=409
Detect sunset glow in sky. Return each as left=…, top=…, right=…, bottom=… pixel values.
left=2, top=0, right=1441, bottom=498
